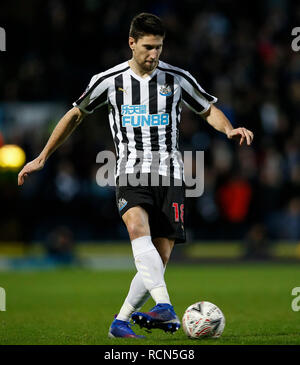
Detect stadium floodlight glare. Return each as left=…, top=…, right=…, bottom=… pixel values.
left=0, top=144, right=26, bottom=169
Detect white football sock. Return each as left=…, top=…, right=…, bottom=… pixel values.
left=150, top=286, right=171, bottom=305
left=116, top=236, right=171, bottom=321
left=117, top=265, right=168, bottom=321
left=125, top=272, right=151, bottom=309
left=131, top=235, right=171, bottom=305
left=116, top=273, right=150, bottom=321
left=116, top=301, right=136, bottom=322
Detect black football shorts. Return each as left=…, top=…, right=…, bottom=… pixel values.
left=115, top=174, right=186, bottom=244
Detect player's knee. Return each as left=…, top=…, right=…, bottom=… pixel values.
left=126, top=221, right=149, bottom=241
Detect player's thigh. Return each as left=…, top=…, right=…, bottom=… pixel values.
left=152, top=237, right=175, bottom=266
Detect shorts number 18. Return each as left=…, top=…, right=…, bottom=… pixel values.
left=172, top=202, right=184, bottom=223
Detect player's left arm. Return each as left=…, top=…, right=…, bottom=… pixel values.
left=202, top=104, right=254, bottom=146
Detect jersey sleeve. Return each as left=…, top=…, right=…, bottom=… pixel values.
left=179, top=71, right=218, bottom=115
left=73, top=73, right=109, bottom=114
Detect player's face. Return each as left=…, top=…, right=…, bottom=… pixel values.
left=129, top=34, right=163, bottom=72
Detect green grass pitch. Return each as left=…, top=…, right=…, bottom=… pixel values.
left=0, top=263, right=299, bottom=345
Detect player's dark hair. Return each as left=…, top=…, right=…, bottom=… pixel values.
left=129, top=13, right=165, bottom=41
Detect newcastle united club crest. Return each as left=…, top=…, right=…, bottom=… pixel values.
left=159, top=84, right=172, bottom=97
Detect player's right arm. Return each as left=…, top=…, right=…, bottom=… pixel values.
left=18, top=106, right=85, bottom=186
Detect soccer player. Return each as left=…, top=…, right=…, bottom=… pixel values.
left=18, top=13, right=254, bottom=339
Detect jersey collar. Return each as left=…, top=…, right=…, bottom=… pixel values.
left=127, top=60, right=159, bottom=82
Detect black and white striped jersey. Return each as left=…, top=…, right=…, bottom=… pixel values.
left=73, top=60, right=217, bottom=180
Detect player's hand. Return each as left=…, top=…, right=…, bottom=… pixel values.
left=227, top=127, right=254, bottom=146
left=18, top=156, right=45, bottom=186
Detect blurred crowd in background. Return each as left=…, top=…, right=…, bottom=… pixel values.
left=0, top=0, right=300, bottom=252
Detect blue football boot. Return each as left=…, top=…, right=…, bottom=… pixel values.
left=108, top=318, right=146, bottom=339
left=131, top=303, right=180, bottom=333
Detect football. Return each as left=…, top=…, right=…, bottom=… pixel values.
left=182, top=301, right=225, bottom=339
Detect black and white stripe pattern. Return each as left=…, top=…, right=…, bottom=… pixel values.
left=73, top=60, right=217, bottom=180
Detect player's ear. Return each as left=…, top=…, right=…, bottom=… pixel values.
left=128, top=37, right=136, bottom=51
